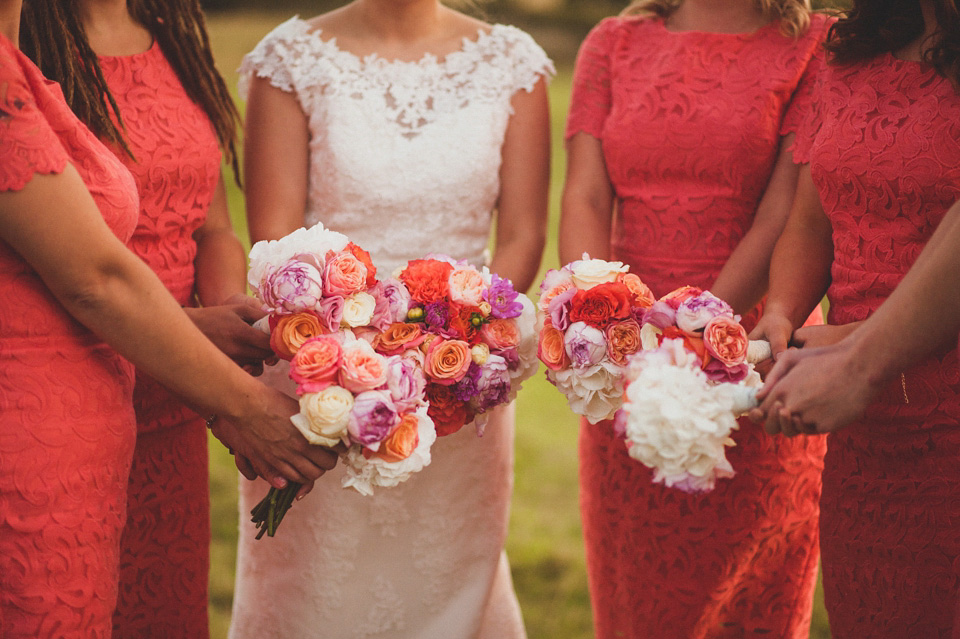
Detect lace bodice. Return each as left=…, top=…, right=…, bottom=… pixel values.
left=240, top=17, right=553, bottom=273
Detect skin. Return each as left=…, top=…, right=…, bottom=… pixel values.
left=244, top=0, right=549, bottom=293
left=0, top=0, right=336, bottom=490
left=749, top=0, right=945, bottom=434
left=560, top=0, right=802, bottom=317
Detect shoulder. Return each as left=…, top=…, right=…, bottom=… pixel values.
left=580, top=15, right=652, bottom=55
left=239, top=16, right=329, bottom=98
left=477, top=25, right=555, bottom=90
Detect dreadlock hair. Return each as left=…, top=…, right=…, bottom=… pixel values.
left=825, top=0, right=960, bottom=87
left=621, top=0, right=813, bottom=38
left=20, top=0, right=241, bottom=183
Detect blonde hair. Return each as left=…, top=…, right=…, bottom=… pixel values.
left=621, top=0, right=813, bottom=38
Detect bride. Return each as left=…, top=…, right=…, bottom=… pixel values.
left=228, top=1, right=552, bottom=637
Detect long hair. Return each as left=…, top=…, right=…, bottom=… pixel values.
left=825, top=0, right=960, bottom=86
left=20, top=0, right=241, bottom=182
left=621, top=0, right=813, bottom=38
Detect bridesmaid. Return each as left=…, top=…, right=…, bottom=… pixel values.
left=0, top=1, right=337, bottom=637
left=560, top=0, right=829, bottom=637
left=18, top=2, right=272, bottom=636
left=752, top=0, right=960, bottom=635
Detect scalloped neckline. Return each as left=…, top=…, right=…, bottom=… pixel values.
left=290, top=16, right=504, bottom=68
left=652, top=15, right=778, bottom=39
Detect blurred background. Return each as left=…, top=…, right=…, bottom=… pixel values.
left=203, top=1, right=849, bottom=637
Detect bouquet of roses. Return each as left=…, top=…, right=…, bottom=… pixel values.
left=618, top=285, right=769, bottom=493
left=246, top=223, right=436, bottom=536
left=391, top=256, right=539, bottom=437
left=536, top=255, right=655, bottom=424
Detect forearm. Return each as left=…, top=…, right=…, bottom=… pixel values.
left=488, top=226, right=545, bottom=294
left=194, top=227, right=248, bottom=306
left=711, top=225, right=780, bottom=315
left=559, top=133, right=614, bottom=266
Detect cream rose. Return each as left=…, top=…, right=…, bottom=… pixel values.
left=448, top=267, right=486, bottom=306
left=569, top=255, right=630, bottom=290
left=341, top=291, right=377, bottom=327
left=290, top=385, right=354, bottom=447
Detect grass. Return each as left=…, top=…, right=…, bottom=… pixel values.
left=204, top=11, right=830, bottom=639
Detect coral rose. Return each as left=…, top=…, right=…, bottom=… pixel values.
left=374, top=322, right=427, bottom=355
left=339, top=340, right=388, bottom=393
left=324, top=251, right=368, bottom=297
left=400, top=259, right=454, bottom=304
left=702, top=315, right=748, bottom=367
left=448, top=267, right=486, bottom=306
left=538, top=324, right=570, bottom=371
left=375, top=412, right=420, bottom=462
left=660, top=285, right=703, bottom=310
left=289, top=336, right=343, bottom=393
left=270, top=312, right=326, bottom=360
left=345, top=241, right=377, bottom=287
left=480, top=319, right=520, bottom=351
left=426, top=383, right=474, bottom=436
left=424, top=338, right=472, bottom=384
left=606, top=318, right=642, bottom=364
left=568, top=282, right=633, bottom=328
left=619, top=273, right=655, bottom=308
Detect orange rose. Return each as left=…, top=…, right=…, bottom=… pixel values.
left=606, top=319, right=642, bottom=364
left=426, top=383, right=474, bottom=436
left=702, top=315, right=748, bottom=367
left=270, top=312, right=326, bottom=360
left=374, top=412, right=420, bottom=462
left=399, top=259, right=454, bottom=304
left=659, top=326, right=711, bottom=369
left=346, top=242, right=377, bottom=287
left=618, top=273, right=655, bottom=309
left=480, top=319, right=520, bottom=351
left=424, top=338, right=471, bottom=384
left=568, top=282, right=633, bottom=328
left=538, top=324, right=569, bottom=371
left=374, top=322, right=427, bottom=355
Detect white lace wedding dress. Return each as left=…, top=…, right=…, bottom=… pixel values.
left=229, top=17, right=553, bottom=639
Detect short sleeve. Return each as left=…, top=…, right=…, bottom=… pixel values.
left=0, top=37, right=69, bottom=192
left=237, top=17, right=305, bottom=100
left=501, top=27, right=555, bottom=95
left=781, top=15, right=834, bottom=163
left=565, top=17, right=620, bottom=141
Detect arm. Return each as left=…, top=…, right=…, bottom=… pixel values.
left=754, top=198, right=960, bottom=435
left=243, top=75, right=310, bottom=244
left=559, top=131, right=615, bottom=265
left=488, top=77, right=549, bottom=293
left=711, top=135, right=800, bottom=315
left=188, top=172, right=273, bottom=370
left=0, top=166, right=336, bottom=486
left=749, top=164, right=834, bottom=356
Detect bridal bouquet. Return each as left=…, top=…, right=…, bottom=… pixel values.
left=536, top=255, right=655, bottom=424
left=619, top=285, right=768, bottom=493
left=393, top=256, right=539, bottom=437
left=247, top=224, right=437, bottom=536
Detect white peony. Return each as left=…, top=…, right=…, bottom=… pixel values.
left=568, top=254, right=630, bottom=290
left=549, top=358, right=624, bottom=424
left=248, top=223, right=349, bottom=295
left=340, top=406, right=437, bottom=496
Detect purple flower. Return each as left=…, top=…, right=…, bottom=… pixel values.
left=424, top=301, right=450, bottom=333
left=484, top=274, right=523, bottom=319
left=454, top=363, right=483, bottom=401
left=384, top=356, right=426, bottom=413
left=260, top=258, right=325, bottom=314
left=563, top=321, right=607, bottom=368
left=642, top=300, right=677, bottom=330
left=547, top=287, right=577, bottom=332
left=348, top=390, right=399, bottom=447
left=317, top=295, right=345, bottom=331
left=472, top=355, right=511, bottom=412
left=675, top=293, right=734, bottom=335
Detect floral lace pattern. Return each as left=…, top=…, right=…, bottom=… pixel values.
left=230, top=19, right=550, bottom=639
left=566, top=16, right=830, bottom=638
left=797, top=53, right=960, bottom=639
left=0, top=34, right=140, bottom=639
left=97, top=42, right=221, bottom=639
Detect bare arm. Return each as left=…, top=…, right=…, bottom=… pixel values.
left=488, top=77, right=550, bottom=293
left=244, top=76, right=310, bottom=244
left=711, top=135, right=800, bottom=315
left=0, top=166, right=336, bottom=486
left=559, top=132, right=615, bottom=265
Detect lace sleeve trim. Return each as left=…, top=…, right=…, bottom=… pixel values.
left=237, top=16, right=309, bottom=100
left=491, top=25, right=555, bottom=95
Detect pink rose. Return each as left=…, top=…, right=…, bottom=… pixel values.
left=289, top=336, right=343, bottom=393
left=339, top=341, right=388, bottom=393
left=480, top=319, right=520, bottom=351
left=324, top=251, right=368, bottom=297
left=423, top=338, right=472, bottom=385
left=702, top=315, right=748, bottom=367
left=448, top=267, right=486, bottom=307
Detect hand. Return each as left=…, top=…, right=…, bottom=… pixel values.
left=748, top=341, right=876, bottom=436
left=790, top=322, right=861, bottom=350
left=184, top=295, right=274, bottom=374
left=209, top=388, right=338, bottom=488
left=748, top=312, right=794, bottom=378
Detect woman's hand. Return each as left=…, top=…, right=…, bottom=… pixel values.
left=748, top=312, right=795, bottom=378
left=790, top=321, right=862, bottom=349
left=184, top=294, right=274, bottom=374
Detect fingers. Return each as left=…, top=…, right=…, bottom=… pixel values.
left=234, top=454, right=258, bottom=480
left=296, top=481, right=315, bottom=500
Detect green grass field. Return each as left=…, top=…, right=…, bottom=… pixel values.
left=204, top=12, right=831, bottom=638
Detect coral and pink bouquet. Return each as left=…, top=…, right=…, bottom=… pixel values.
left=392, top=256, right=539, bottom=437
left=246, top=223, right=436, bottom=536
left=536, top=255, right=656, bottom=424
left=618, top=285, right=769, bottom=493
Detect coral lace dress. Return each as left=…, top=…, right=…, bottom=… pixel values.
left=794, top=52, right=960, bottom=638
left=95, top=41, right=223, bottom=639
left=566, top=16, right=829, bottom=638
left=0, top=34, right=139, bottom=639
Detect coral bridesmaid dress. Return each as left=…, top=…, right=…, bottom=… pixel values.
left=794, top=51, right=960, bottom=638
left=96, top=42, right=223, bottom=639
left=566, top=15, right=829, bottom=639
left=0, top=34, right=140, bottom=639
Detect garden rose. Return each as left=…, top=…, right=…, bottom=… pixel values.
left=547, top=286, right=577, bottom=332
left=702, top=315, right=749, bottom=367
left=339, top=340, right=388, bottom=393
left=538, top=268, right=574, bottom=310
left=538, top=324, right=570, bottom=371
left=568, top=282, right=633, bottom=328
left=569, top=256, right=629, bottom=289
left=619, top=273, right=655, bottom=308
left=270, top=312, right=325, bottom=360
left=348, top=390, right=399, bottom=447
left=424, top=338, right=472, bottom=384
left=480, top=319, right=520, bottom=351
left=375, top=412, right=420, bottom=462
left=317, top=295, right=344, bottom=331
left=661, top=285, right=703, bottom=310
left=426, top=383, right=474, bottom=436
left=643, top=300, right=676, bottom=329
left=606, top=319, right=642, bottom=364
left=448, top=267, right=486, bottom=306
left=323, top=251, right=368, bottom=297
left=675, top=292, right=734, bottom=335
left=289, top=336, right=343, bottom=393
left=471, top=343, right=490, bottom=365
left=290, top=385, right=353, bottom=447
left=400, top=259, right=454, bottom=304
left=658, top=326, right=711, bottom=369
left=564, top=322, right=608, bottom=369
left=375, top=322, right=427, bottom=355
left=345, top=241, right=377, bottom=287
left=341, top=292, right=377, bottom=327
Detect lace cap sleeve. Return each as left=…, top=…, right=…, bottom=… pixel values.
left=782, top=15, right=834, bottom=163
left=0, top=37, right=69, bottom=192
left=565, top=17, right=621, bottom=141
left=237, top=16, right=309, bottom=100
left=498, top=26, right=555, bottom=95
